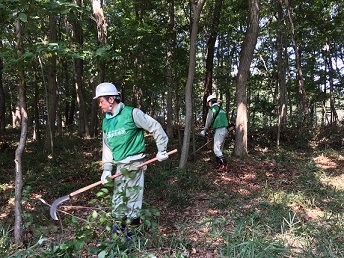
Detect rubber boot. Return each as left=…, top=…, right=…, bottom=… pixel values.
left=111, top=217, right=140, bottom=246
left=111, top=219, right=126, bottom=240
left=126, top=217, right=140, bottom=239
left=215, top=156, right=220, bottom=169
left=218, top=156, right=228, bottom=172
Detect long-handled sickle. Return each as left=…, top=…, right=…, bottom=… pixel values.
left=189, top=139, right=212, bottom=158
left=50, top=149, right=178, bottom=220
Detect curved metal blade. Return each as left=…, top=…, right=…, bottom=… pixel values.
left=50, top=195, right=70, bottom=220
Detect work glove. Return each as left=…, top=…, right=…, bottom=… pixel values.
left=157, top=150, right=169, bottom=161
left=200, top=130, right=207, bottom=136
left=101, top=170, right=112, bottom=184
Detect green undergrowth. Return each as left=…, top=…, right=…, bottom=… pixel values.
left=0, top=132, right=343, bottom=257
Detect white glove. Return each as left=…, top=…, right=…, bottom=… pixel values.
left=200, top=130, right=206, bottom=136
left=101, top=170, right=112, bottom=184
left=157, top=151, right=169, bottom=161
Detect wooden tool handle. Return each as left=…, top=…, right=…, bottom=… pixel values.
left=69, top=149, right=178, bottom=197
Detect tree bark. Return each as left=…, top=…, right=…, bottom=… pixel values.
left=234, top=0, right=260, bottom=157
left=73, top=0, right=89, bottom=137
left=179, top=0, right=206, bottom=168
left=0, top=41, right=5, bottom=133
left=202, top=0, right=222, bottom=124
left=285, top=0, right=307, bottom=121
left=324, top=40, right=338, bottom=124
left=166, top=0, right=176, bottom=139
left=276, top=0, right=287, bottom=147
left=31, top=62, right=41, bottom=141
left=92, top=0, right=107, bottom=44
left=44, top=9, right=58, bottom=155
left=91, top=0, right=107, bottom=137
left=14, top=16, right=28, bottom=244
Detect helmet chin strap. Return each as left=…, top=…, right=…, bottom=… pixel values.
left=103, top=96, right=114, bottom=114
left=107, top=103, right=113, bottom=113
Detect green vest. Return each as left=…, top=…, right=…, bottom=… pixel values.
left=210, top=105, right=229, bottom=129
left=102, top=106, right=145, bottom=162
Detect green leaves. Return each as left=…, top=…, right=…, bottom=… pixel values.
left=17, top=13, right=27, bottom=22
left=96, top=187, right=110, bottom=197
left=92, top=210, right=98, bottom=219
left=95, top=45, right=111, bottom=57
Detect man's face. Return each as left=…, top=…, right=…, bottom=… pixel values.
left=98, top=96, right=113, bottom=113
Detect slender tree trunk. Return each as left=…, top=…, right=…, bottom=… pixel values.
left=13, top=102, right=21, bottom=128
left=91, top=0, right=107, bottom=137
left=0, top=41, right=5, bottom=133
left=61, top=59, right=76, bottom=127
left=285, top=0, right=307, bottom=121
left=90, top=66, right=103, bottom=137
left=44, top=9, right=58, bottom=155
left=31, top=63, right=40, bottom=141
left=166, top=0, right=176, bottom=139
left=234, top=0, right=259, bottom=157
left=61, top=17, right=76, bottom=129
left=202, top=0, right=223, bottom=124
left=276, top=0, right=287, bottom=147
left=286, top=55, right=292, bottom=119
left=175, top=80, right=182, bottom=146
left=226, top=38, right=235, bottom=118
left=14, top=16, right=28, bottom=244
left=324, top=40, right=338, bottom=124
left=73, top=0, right=89, bottom=136
left=179, top=0, right=206, bottom=168
left=74, top=58, right=88, bottom=136
left=92, top=0, right=107, bottom=44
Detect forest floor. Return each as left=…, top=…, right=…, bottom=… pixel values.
left=0, top=126, right=343, bottom=257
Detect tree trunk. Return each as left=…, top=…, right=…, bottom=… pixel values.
left=14, top=16, right=28, bottom=245
left=0, top=41, right=5, bottom=133
left=202, top=0, right=222, bottom=124
left=73, top=0, right=89, bottom=137
left=276, top=0, right=287, bottom=147
left=92, top=0, right=107, bottom=44
left=31, top=62, right=41, bottom=141
left=12, top=102, right=21, bottom=128
left=90, top=67, right=102, bottom=137
left=234, top=0, right=260, bottom=157
left=61, top=58, right=76, bottom=127
left=285, top=0, right=307, bottom=121
left=91, top=0, right=107, bottom=137
left=325, top=40, right=338, bottom=124
left=179, top=0, right=206, bottom=169
left=44, top=10, right=58, bottom=155
left=166, top=0, right=176, bottom=139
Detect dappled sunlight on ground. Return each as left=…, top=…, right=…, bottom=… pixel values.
left=313, top=154, right=344, bottom=190
left=152, top=146, right=344, bottom=257
left=314, top=155, right=338, bottom=169
left=0, top=182, right=14, bottom=220
left=1, top=131, right=343, bottom=257
left=325, top=174, right=344, bottom=190
left=296, top=206, right=325, bottom=221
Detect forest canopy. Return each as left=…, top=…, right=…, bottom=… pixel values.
left=0, top=0, right=343, bottom=139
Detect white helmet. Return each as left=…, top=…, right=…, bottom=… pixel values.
left=207, top=94, right=217, bottom=102
left=93, top=82, right=119, bottom=99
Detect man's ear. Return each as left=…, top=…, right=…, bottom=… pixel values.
left=108, top=96, right=115, bottom=104
left=114, top=95, right=121, bottom=103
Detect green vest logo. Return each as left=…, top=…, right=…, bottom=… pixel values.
left=106, top=128, right=126, bottom=138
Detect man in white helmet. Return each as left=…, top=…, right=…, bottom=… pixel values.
left=94, top=82, right=169, bottom=238
left=200, top=94, right=229, bottom=172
